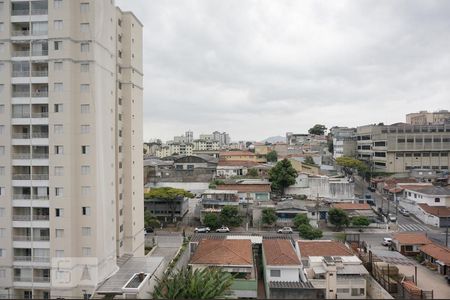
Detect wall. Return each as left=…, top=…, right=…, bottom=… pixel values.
left=398, top=197, right=440, bottom=227
left=366, top=275, right=394, bottom=299
left=285, top=175, right=355, bottom=200
left=265, top=266, right=300, bottom=282
left=146, top=182, right=209, bottom=194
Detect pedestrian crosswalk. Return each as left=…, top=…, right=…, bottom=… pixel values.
left=398, top=223, right=430, bottom=232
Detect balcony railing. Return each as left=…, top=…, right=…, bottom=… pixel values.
left=12, top=50, right=30, bottom=57
left=31, top=112, right=49, bottom=118
left=33, top=256, right=50, bottom=262
left=13, top=235, right=32, bottom=241
left=14, top=255, right=32, bottom=261
left=13, top=276, right=50, bottom=283
left=14, top=276, right=32, bottom=282
left=12, top=30, right=30, bottom=37
left=13, top=214, right=31, bottom=221
left=34, top=195, right=49, bottom=200
left=12, top=71, right=30, bottom=77
left=32, top=91, right=48, bottom=97
left=32, top=215, right=50, bottom=221
left=11, top=10, right=30, bottom=16
left=33, top=276, right=50, bottom=283
left=12, top=174, right=31, bottom=180
left=31, top=70, right=48, bottom=77
left=32, top=132, right=49, bottom=138
left=13, top=194, right=31, bottom=199
left=12, top=133, right=30, bottom=139
left=32, top=50, right=48, bottom=56
left=34, top=235, right=50, bottom=241
left=32, top=153, right=49, bottom=159
left=32, top=174, right=49, bottom=180
left=12, top=91, right=31, bottom=97
left=12, top=153, right=31, bottom=159
left=31, top=30, right=48, bottom=36
left=12, top=112, right=31, bottom=118
left=31, top=9, right=48, bottom=15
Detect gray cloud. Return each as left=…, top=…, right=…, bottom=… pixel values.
left=117, top=0, right=450, bottom=141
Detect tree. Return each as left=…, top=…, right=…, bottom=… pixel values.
left=328, top=208, right=350, bottom=231
left=246, top=168, right=258, bottom=177
left=145, top=187, right=194, bottom=223
left=298, top=224, right=323, bottom=240
left=261, top=208, right=277, bottom=226
left=304, top=156, right=316, bottom=166
left=219, top=205, right=242, bottom=227
left=203, top=213, right=220, bottom=229
left=269, top=159, right=298, bottom=195
left=293, top=213, right=309, bottom=228
left=308, top=124, right=327, bottom=135
left=351, top=216, right=370, bottom=227
left=144, top=211, right=160, bottom=229
left=153, top=267, right=234, bottom=299
left=209, top=179, right=225, bottom=189
left=266, top=150, right=278, bottom=162
left=335, top=157, right=368, bottom=172
left=327, top=139, right=334, bottom=153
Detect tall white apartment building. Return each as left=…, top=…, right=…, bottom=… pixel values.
left=0, top=0, right=144, bottom=298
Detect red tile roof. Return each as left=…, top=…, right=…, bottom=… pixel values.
left=219, top=151, right=256, bottom=157
left=420, top=243, right=450, bottom=265
left=297, top=240, right=353, bottom=258
left=190, top=239, right=253, bottom=266
left=216, top=184, right=271, bottom=193
left=262, top=240, right=300, bottom=266
left=218, top=160, right=259, bottom=167
left=333, top=203, right=371, bottom=210
left=418, top=204, right=450, bottom=217
left=392, top=232, right=432, bottom=245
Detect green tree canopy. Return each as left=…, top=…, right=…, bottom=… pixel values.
left=144, top=187, right=194, bottom=222
left=266, top=150, right=278, bottom=162
left=203, top=213, right=220, bottom=229
left=308, top=124, right=327, bottom=135
left=269, top=159, right=298, bottom=195
left=246, top=168, right=258, bottom=177
left=298, top=224, right=323, bottom=240
left=328, top=208, right=350, bottom=231
left=351, top=216, right=370, bottom=227
left=153, top=267, right=234, bottom=299
left=219, top=205, right=242, bottom=227
left=335, top=157, right=368, bottom=173
left=261, top=208, right=277, bottom=226
left=293, top=213, right=309, bottom=228
left=144, top=211, right=160, bottom=229
left=304, top=156, right=316, bottom=166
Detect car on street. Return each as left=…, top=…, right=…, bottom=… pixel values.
left=399, top=208, right=410, bottom=217
left=277, top=227, right=293, bottom=234
left=194, top=226, right=210, bottom=233
left=388, top=214, right=397, bottom=222
left=216, top=226, right=230, bottom=233
left=144, top=227, right=154, bottom=235
left=382, top=237, right=393, bottom=246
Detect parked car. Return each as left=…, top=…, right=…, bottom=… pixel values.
left=399, top=208, right=410, bottom=217
left=144, top=227, right=154, bottom=235
left=388, top=214, right=397, bottom=222
left=382, top=237, right=393, bottom=246
left=277, top=227, right=293, bottom=234
left=216, top=226, right=230, bottom=233
left=194, top=226, right=210, bottom=233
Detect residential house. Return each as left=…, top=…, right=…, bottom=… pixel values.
left=216, top=181, right=271, bottom=202
left=254, top=143, right=271, bottom=156
left=189, top=239, right=257, bottom=298
left=216, top=160, right=259, bottom=178
left=330, top=127, right=357, bottom=159
left=262, top=239, right=324, bottom=299
left=297, top=240, right=368, bottom=299
left=288, top=157, right=321, bottom=175
left=391, top=233, right=432, bottom=256
left=219, top=150, right=265, bottom=163
left=419, top=243, right=450, bottom=276
left=274, top=200, right=309, bottom=227
left=332, top=203, right=378, bottom=222
left=198, top=190, right=239, bottom=222
left=144, top=195, right=189, bottom=223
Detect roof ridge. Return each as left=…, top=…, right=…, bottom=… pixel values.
left=223, top=240, right=252, bottom=264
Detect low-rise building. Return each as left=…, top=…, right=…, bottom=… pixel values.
left=216, top=181, right=271, bottom=202
left=144, top=195, right=189, bottom=223
left=391, top=233, right=432, bottom=256
left=219, top=150, right=262, bottom=162
left=419, top=243, right=450, bottom=276
left=297, top=240, right=368, bottom=299
left=198, top=189, right=239, bottom=222
left=332, top=203, right=377, bottom=222
left=216, top=160, right=259, bottom=178
left=189, top=239, right=257, bottom=298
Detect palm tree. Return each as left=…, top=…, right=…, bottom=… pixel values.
left=153, top=267, right=234, bottom=299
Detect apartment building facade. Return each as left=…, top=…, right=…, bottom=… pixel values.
left=406, top=110, right=450, bottom=125
left=0, top=0, right=144, bottom=298
left=356, top=123, right=450, bottom=173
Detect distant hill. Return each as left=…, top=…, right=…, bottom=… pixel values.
left=262, top=136, right=286, bottom=144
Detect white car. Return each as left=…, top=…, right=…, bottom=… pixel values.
left=382, top=237, right=393, bottom=246
left=277, top=227, right=293, bottom=234
left=388, top=214, right=397, bottom=222
left=194, top=226, right=210, bottom=233
left=216, top=226, right=230, bottom=233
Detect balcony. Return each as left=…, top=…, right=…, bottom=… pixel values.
left=11, top=30, right=48, bottom=37
left=12, top=91, right=30, bottom=98
left=14, top=255, right=32, bottom=262
left=12, top=30, right=30, bottom=37
left=12, top=70, right=48, bottom=77
left=13, top=215, right=31, bottom=221
left=31, top=9, right=48, bottom=15
left=11, top=10, right=30, bottom=16
left=12, top=194, right=31, bottom=200
left=34, top=276, right=50, bottom=283
left=14, top=276, right=32, bottom=282
left=13, top=235, right=32, bottom=241
left=32, top=91, right=48, bottom=98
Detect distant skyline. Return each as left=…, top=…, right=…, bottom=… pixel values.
left=117, top=0, right=450, bottom=142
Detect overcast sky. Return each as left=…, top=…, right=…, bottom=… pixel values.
left=117, top=0, right=450, bottom=142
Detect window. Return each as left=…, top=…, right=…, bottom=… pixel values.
left=55, top=250, right=64, bottom=257
left=0, top=2, right=3, bottom=12
left=118, top=98, right=122, bottom=105
left=54, top=145, right=64, bottom=155
left=435, top=198, right=441, bottom=203
left=54, top=41, right=62, bottom=50
left=0, top=146, right=5, bottom=156
left=0, top=228, right=5, bottom=237
left=0, top=249, right=4, bottom=257
left=0, top=187, right=4, bottom=196
left=80, top=125, right=90, bottom=134
left=80, top=104, right=90, bottom=114
left=0, top=208, right=4, bottom=216
left=82, top=247, right=91, bottom=256
left=118, top=19, right=122, bottom=26
left=54, top=103, right=63, bottom=112
left=54, top=62, right=63, bottom=71
left=54, top=83, right=63, bottom=92
left=82, top=206, right=91, bottom=216
left=81, top=165, right=90, bottom=175
left=118, top=34, right=122, bottom=43
left=80, top=3, right=89, bottom=13
left=54, top=0, right=63, bottom=9
left=81, top=145, right=90, bottom=154
left=0, top=23, right=4, bottom=32
left=118, top=50, right=122, bottom=58
left=55, top=208, right=64, bottom=218
left=80, top=23, right=89, bottom=33
left=0, top=43, right=4, bottom=53
left=80, top=63, right=89, bottom=72
left=81, top=227, right=91, bottom=236
left=0, top=84, right=3, bottom=93
left=0, top=125, right=4, bottom=135
left=80, top=84, right=90, bottom=93
left=81, top=43, right=90, bottom=52
left=81, top=186, right=90, bottom=196
left=0, top=167, right=4, bottom=176
left=55, top=228, right=64, bottom=237
left=54, top=124, right=63, bottom=134
left=55, top=187, right=63, bottom=196
left=270, top=270, right=281, bottom=277
left=54, top=166, right=64, bottom=176
left=0, top=104, right=4, bottom=113
left=54, top=20, right=63, bottom=30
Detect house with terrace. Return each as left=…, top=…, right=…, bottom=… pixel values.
left=297, top=240, right=369, bottom=299
left=188, top=239, right=257, bottom=298
left=419, top=242, right=450, bottom=276
left=391, top=232, right=432, bottom=256
left=197, top=189, right=239, bottom=222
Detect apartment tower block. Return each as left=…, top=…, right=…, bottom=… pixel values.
left=0, top=0, right=144, bottom=298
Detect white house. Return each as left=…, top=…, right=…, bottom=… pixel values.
left=403, top=186, right=450, bottom=207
